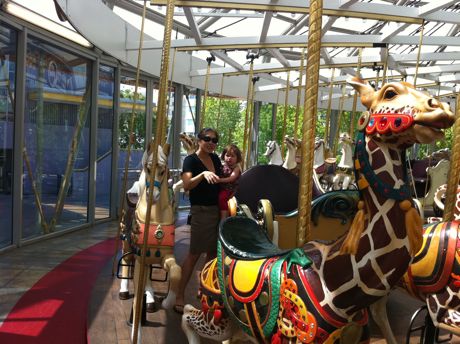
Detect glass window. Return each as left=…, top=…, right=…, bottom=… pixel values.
left=117, top=76, right=146, bottom=211
left=95, top=65, right=114, bottom=220
left=0, top=24, right=16, bottom=248
left=23, top=36, right=91, bottom=239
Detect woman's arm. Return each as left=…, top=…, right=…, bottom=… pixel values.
left=218, top=166, right=241, bottom=184
left=182, top=171, right=219, bottom=191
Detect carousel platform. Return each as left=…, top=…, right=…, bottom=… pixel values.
left=0, top=210, right=458, bottom=343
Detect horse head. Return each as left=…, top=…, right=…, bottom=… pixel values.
left=140, top=143, right=168, bottom=203
left=179, top=132, right=197, bottom=155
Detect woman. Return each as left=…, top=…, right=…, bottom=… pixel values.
left=174, top=128, right=222, bottom=314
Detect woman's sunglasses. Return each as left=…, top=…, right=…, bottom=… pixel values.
left=202, top=136, right=218, bottom=144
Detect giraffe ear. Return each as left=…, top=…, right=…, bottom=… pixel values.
left=347, top=77, right=374, bottom=110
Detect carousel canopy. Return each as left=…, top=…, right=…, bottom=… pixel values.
left=8, top=0, right=460, bottom=110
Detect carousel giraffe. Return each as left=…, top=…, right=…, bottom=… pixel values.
left=181, top=77, right=456, bottom=344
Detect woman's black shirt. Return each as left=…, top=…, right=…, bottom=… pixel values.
left=182, top=153, right=222, bottom=206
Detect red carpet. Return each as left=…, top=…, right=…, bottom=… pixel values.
left=0, top=238, right=115, bottom=344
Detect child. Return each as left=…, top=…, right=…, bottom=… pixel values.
left=218, top=144, right=242, bottom=219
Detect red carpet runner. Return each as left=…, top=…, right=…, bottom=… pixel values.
left=0, top=238, right=115, bottom=344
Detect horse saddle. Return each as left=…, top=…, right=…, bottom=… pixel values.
left=214, top=217, right=312, bottom=341
left=219, top=216, right=291, bottom=259
left=135, top=222, right=175, bottom=248
left=405, top=221, right=460, bottom=295
left=315, top=163, right=326, bottom=175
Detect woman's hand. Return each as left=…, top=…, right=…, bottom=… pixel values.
left=202, top=171, right=220, bottom=184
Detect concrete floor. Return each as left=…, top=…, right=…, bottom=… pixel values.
left=1, top=212, right=459, bottom=343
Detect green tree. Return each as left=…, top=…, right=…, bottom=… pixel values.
left=118, top=89, right=146, bottom=150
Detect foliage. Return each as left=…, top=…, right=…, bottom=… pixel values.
left=118, top=89, right=147, bottom=150
left=201, top=97, right=244, bottom=155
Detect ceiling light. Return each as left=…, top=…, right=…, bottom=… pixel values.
left=4, top=1, right=92, bottom=48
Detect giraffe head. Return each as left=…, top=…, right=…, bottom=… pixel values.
left=348, top=77, right=456, bottom=147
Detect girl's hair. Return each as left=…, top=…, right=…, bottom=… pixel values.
left=221, top=144, right=242, bottom=163
left=197, top=127, right=219, bottom=141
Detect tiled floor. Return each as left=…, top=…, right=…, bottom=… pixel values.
left=1, top=214, right=459, bottom=343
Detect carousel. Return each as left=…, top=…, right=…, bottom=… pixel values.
left=1, top=1, right=460, bottom=344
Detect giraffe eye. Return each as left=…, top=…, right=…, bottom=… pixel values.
left=383, top=89, right=397, bottom=100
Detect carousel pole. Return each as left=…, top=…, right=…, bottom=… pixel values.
left=297, top=0, right=323, bottom=246
left=131, top=0, right=175, bottom=342
left=111, top=1, right=148, bottom=275
left=413, top=21, right=425, bottom=88
left=272, top=90, right=280, bottom=140
left=162, top=48, right=177, bottom=145
left=246, top=76, right=259, bottom=168
left=281, top=71, right=291, bottom=157
left=242, top=52, right=258, bottom=170
left=294, top=48, right=306, bottom=140
left=199, top=54, right=215, bottom=130
left=324, top=68, right=335, bottom=146
left=216, top=74, right=225, bottom=132
left=443, top=93, right=460, bottom=221
left=381, top=47, right=389, bottom=87
left=348, top=47, right=363, bottom=138
left=333, top=85, right=347, bottom=156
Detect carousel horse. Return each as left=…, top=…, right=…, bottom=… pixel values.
left=409, top=148, right=450, bottom=201
left=118, top=175, right=156, bottom=312
left=282, top=136, right=300, bottom=173
left=371, top=185, right=460, bottom=344
left=423, top=158, right=450, bottom=207
left=332, top=132, right=355, bottom=191
left=181, top=78, right=456, bottom=343
left=172, top=132, right=198, bottom=194
left=314, top=137, right=327, bottom=178
left=129, top=142, right=181, bottom=315
left=264, top=140, right=283, bottom=166
left=431, top=184, right=460, bottom=219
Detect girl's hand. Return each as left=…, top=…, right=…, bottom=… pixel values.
left=203, top=171, right=219, bottom=184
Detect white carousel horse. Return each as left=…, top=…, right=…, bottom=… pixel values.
left=313, top=137, right=327, bottom=177
left=131, top=142, right=180, bottom=313
left=172, top=133, right=198, bottom=194
left=282, top=136, right=299, bottom=172
left=119, top=142, right=181, bottom=341
left=423, top=158, right=450, bottom=207
left=118, top=175, right=156, bottom=311
left=332, top=132, right=355, bottom=190
left=427, top=184, right=460, bottom=223
left=263, top=140, right=283, bottom=166
left=181, top=78, right=456, bottom=344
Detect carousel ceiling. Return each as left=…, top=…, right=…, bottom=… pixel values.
left=9, top=0, right=460, bottom=110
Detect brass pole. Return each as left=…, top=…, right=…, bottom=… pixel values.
left=294, top=48, right=306, bottom=140
left=443, top=93, right=460, bottom=221
left=163, top=47, right=177, bottom=145
left=381, top=47, right=389, bottom=87
left=242, top=54, right=257, bottom=170
left=324, top=67, right=335, bottom=145
left=200, top=54, right=215, bottom=130
left=132, top=0, right=175, bottom=342
left=333, top=85, right=347, bottom=156
left=413, top=21, right=425, bottom=88
left=297, top=0, right=323, bottom=246
left=281, top=71, right=291, bottom=157
left=216, top=74, right=225, bottom=132
left=273, top=90, right=280, bottom=140
left=349, top=47, right=363, bottom=138
left=111, top=1, right=148, bottom=275
left=246, top=76, right=259, bottom=168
